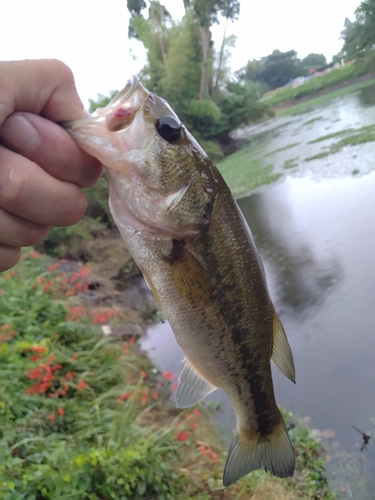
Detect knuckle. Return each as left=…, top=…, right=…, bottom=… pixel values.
left=47, top=59, right=75, bottom=84
left=2, top=166, right=26, bottom=204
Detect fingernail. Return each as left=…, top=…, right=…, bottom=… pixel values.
left=0, top=114, right=41, bottom=153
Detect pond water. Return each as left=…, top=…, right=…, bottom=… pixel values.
left=140, top=86, right=375, bottom=497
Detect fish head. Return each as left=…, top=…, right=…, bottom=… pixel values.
left=63, top=76, right=217, bottom=237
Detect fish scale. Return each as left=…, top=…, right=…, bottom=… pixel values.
left=63, top=75, right=296, bottom=486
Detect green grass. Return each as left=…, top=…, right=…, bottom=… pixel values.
left=275, top=78, right=375, bottom=117
left=305, top=151, right=330, bottom=162
left=0, top=251, right=336, bottom=499
left=308, top=128, right=354, bottom=144
left=305, top=123, right=375, bottom=161
left=217, top=145, right=281, bottom=198
left=302, top=116, right=324, bottom=126
left=283, top=158, right=299, bottom=169
left=265, top=142, right=300, bottom=156
left=262, top=64, right=358, bottom=108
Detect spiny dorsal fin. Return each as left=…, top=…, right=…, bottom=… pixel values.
left=175, top=358, right=217, bottom=408
left=271, top=308, right=296, bottom=383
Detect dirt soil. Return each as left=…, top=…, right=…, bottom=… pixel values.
left=64, top=235, right=158, bottom=336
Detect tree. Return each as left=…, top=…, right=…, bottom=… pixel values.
left=183, top=0, right=240, bottom=99
left=341, top=0, right=375, bottom=59
left=301, top=53, right=327, bottom=71
left=127, top=1, right=171, bottom=92
left=121, top=0, right=271, bottom=156
left=158, top=13, right=202, bottom=114
left=239, top=50, right=305, bottom=91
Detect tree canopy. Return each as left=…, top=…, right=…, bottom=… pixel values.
left=238, top=50, right=305, bottom=91
left=341, top=0, right=375, bottom=59
left=121, top=0, right=270, bottom=156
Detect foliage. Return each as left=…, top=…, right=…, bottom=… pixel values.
left=239, top=50, right=306, bottom=91
left=0, top=252, right=212, bottom=499
left=88, top=90, right=118, bottom=114
left=275, top=78, right=375, bottom=117
left=301, top=53, right=327, bottom=71
left=122, top=0, right=269, bottom=155
left=260, top=63, right=358, bottom=108
left=0, top=251, right=335, bottom=499
left=217, top=143, right=281, bottom=198
left=341, top=0, right=375, bottom=59
left=281, top=409, right=337, bottom=499
left=36, top=216, right=106, bottom=259
left=305, top=123, right=375, bottom=161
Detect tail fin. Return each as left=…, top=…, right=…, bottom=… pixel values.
left=223, top=421, right=295, bottom=487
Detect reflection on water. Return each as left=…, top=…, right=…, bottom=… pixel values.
left=358, top=83, right=375, bottom=107
left=140, top=92, right=375, bottom=495
left=238, top=193, right=343, bottom=315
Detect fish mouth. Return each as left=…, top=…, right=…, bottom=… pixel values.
left=61, top=75, right=144, bottom=130
left=93, top=75, right=140, bottom=118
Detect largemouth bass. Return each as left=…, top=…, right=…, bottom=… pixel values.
left=63, top=76, right=296, bottom=486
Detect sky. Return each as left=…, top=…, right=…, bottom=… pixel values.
left=1, top=0, right=361, bottom=106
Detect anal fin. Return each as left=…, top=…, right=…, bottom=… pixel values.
left=175, top=358, right=217, bottom=408
left=271, top=307, right=296, bottom=383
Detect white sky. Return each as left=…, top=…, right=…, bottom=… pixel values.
left=1, top=0, right=360, bottom=106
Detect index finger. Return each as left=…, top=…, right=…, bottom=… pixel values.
left=0, top=59, right=87, bottom=124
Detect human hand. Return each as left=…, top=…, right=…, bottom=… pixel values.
left=0, top=59, right=102, bottom=272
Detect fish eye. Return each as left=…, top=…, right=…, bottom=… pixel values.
left=156, top=115, right=182, bottom=143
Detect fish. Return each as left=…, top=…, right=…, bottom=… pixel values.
left=62, top=76, right=296, bottom=486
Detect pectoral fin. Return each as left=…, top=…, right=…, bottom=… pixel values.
left=175, top=358, right=217, bottom=408
left=271, top=308, right=296, bottom=383
left=140, top=268, right=163, bottom=311
left=164, top=240, right=213, bottom=303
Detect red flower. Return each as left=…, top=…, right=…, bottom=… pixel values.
left=177, top=431, right=189, bottom=442
left=0, top=289, right=4, bottom=296
left=77, top=380, right=89, bottom=391
left=30, top=355, right=42, bottom=362
left=32, top=346, right=46, bottom=353
left=193, top=409, right=201, bottom=417
left=57, top=408, right=65, bottom=416
left=172, top=381, right=178, bottom=392
left=120, top=391, right=133, bottom=401
left=47, top=414, right=55, bottom=421
left=65, top=372, right=74, bottom=380
left=163, top=371, right=174, bottom=381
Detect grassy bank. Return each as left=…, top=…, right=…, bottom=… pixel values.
left=260, top=62, right=375, bottom=110
left=275, top=78, right=375, bottom=117
left=0, top=251, right=335, bottom=499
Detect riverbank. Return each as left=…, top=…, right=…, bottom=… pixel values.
left=0, top=249, right=336, bottom=499
left=275, top=76, right=375, bottom=117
